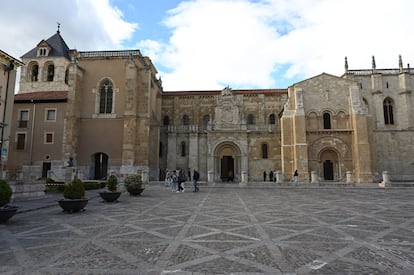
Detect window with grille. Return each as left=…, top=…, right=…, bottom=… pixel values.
left=45, top=133, right=53, bottom=144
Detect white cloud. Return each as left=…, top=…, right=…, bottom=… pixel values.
left=140, top=0, right=414, bottom=90
left=0, top=0, right=136, bottom=58
left=2, top=0, right=414, bottom=92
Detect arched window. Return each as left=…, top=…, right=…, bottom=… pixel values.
left=203, top=115, right=210, bottom=126
left=180, top=141, right=186, bottom=157
left=163, top=115, right=170, bottom=126
left=323, top=112, right=331, bottom=129
left=183, top=114, right=190, bottom=125
left=262, top=143, right=268, bottom=159
left=247, top=114, right=255, bottom=125
left=30, top=64, right=39, bottom=82
left=99, top=79, right=113, bottom=114
left=269, top=113, right=276, bottom=125
left=47, top=64, right=54, bottom=81
left=383, top=98, right=394, bottom=125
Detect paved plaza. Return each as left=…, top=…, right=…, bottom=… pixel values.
left=1, top=184, right=414, bottom=274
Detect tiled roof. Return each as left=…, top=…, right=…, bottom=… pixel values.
left=21, top=31, right=71, bottom=60
left=14, top=91, right=68, bottom=103
left=162, top=88, right=287, bottom=96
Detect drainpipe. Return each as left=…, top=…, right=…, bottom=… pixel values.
left=29, top=99, right=36, bottom=165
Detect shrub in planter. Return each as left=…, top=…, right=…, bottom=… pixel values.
left=0, top=179, right=18, bottom=223
left=64, top=178, right=85, bottom=199
left=0, top=179, right=12, bottom=206
left=107, top=174, right=118, bottom=191
left=124, top=174, right=144, bottom=196
left=59, top=179, right=88, bottom=213
left=99, top=175, right=121, bottom=202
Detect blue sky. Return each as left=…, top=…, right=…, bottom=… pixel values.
left=1, top=0, right=414, bottom=91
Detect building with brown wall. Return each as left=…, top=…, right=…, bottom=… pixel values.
left=7, top=30, right=414, bottom=184
left=8, top=29, right=162, bottom=181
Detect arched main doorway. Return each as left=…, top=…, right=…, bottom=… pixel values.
left=214, top=142, right=241, bottom=182
left=91, top=152, right=108, bottom=180
left=320, top=149, right=339, bottom=180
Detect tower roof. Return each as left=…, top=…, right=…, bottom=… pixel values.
left=21, top=29, right=71, bottom=60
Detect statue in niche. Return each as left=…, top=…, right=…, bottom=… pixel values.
left=67, top=157, right=74, bottom=167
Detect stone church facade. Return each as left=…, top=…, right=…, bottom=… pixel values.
left=6, top=30, right=414, bottom=184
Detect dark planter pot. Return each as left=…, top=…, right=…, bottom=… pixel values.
left=58, top=199, right=88, bottom=213
left=0, top=205, right=19, bottom=223
left=128, top=188, right=144, bottom=196
left=99, top=191, right=121, bottom=202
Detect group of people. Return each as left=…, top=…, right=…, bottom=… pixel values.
left=165, top=168, right=200, bottom=193
left=263, top=169, right=299, bottom=184
left=263, top=170, right=278, bottom=182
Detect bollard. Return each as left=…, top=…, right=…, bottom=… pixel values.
left=311, top=171, right=319, bottom=184
left=379, top=171, right=391, bottom=187
left=346, top=171, right=354, bottom=184
left=276, top=171, right=283, bottom=183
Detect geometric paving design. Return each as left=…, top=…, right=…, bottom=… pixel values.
left=0, top=186, right=414, bottom=274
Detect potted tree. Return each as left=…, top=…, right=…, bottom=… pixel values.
left=0, top=179, right=18, bottom=223
left=58, top=178, right=88, bottom=213
left=99, top=174, right=121, bottom=202
left=124, top=174, right=145, bottom=196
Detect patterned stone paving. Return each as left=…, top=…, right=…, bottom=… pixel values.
left=1, top=186, right=414, bottom=274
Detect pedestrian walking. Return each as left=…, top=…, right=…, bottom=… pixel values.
left=263, top=170, right=267, bottom=182
left=165, top=169, right=171, bottom=187
left=178, top=170, right=185, bottom=192
left=293, top=170, right=299, bottom=185
left=171, top=170, right=177, bottom=192
left=193, top=169, right=200, bottom=192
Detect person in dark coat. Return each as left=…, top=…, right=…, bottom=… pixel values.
left=192, top=169, right=200, bottom=192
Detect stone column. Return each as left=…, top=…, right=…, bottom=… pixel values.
left=188, top=130, right=199, bottom=170
left=311, top=171, right=319, bottom=184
